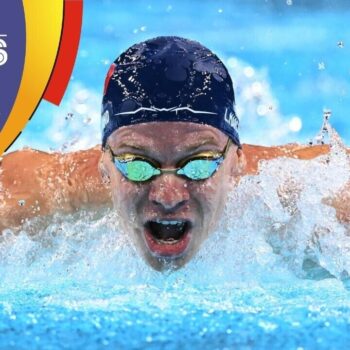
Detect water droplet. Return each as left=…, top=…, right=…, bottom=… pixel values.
left=65, top=113, right=73, bottom=120
left=84, top=117, right=92, bottom=125
left=18, top=199, right=26, bottom=207
left=272, top=222, right=283, bottom=230
left=310, top=109, right=331, bottom=145
left=323, top=109, right=332, bottom=120
left=286, top=0, right=293, bottom=5
left=243, top=66, right=255, bottom=78
left=318, top=62, right=325, bottom=70
left=289, top=116, right=302, bottom=132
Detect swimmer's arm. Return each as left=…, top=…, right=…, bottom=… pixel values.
left=0, top=147, right=111, bottom=232
left=242, top=144, right=350, bottom=280
left=241, top=143, right=331, bottom=175
left=242, top=143, right=350, bottom=224
left=324, top=183, right=350, bottom=224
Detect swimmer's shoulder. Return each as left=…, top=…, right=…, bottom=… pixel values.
left=1, top=146, right=102, bottom=169
left=0, top=146, right=109, bottom=233
left=241, top=143, right=332, bottom=175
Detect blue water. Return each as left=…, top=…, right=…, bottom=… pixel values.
left=2, top=129, right=350, bottom=349
left=2, top=281, right=350, bottom=350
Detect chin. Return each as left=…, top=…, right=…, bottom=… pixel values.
left=139, top=237, right=203, bottom=272
left=143, top=250, right=192, bottom=271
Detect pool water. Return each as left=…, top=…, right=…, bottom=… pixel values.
left=1, top=128, right=350, bottom=349
left=2, top=281, right=350, bottom=349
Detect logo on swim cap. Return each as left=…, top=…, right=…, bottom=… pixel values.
left=114, top=106, right=218, bottom=116
left=101, top=36, right=241, bottom=148
left=224, top=108, right=239, bottom=130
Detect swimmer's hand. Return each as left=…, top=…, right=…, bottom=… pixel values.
left=324, top=182, right=350, bottom=224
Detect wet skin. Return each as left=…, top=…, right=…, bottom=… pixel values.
left=100, top=122, right=243, bottom=271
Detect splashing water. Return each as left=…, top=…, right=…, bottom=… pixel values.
left=1, top=127, right=350, bottom=349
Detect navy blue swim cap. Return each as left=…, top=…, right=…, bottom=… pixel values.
left=102, top=36, right=240, bottom=148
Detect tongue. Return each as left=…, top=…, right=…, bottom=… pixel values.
left=150, top=222, right=185, bottom=240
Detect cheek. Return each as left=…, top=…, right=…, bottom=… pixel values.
left=110, top=173, right=147, bottom=213
left=189, top=173, right=227, bottom=214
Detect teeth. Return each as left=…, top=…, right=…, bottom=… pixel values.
left=147, top=220, right=189, bottom=244
left=157, top=238, right=179, bottom=245
left=155, top=219, right=184, bottom=226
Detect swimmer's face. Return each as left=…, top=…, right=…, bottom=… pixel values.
left=101, top=122, right=242, bottom=271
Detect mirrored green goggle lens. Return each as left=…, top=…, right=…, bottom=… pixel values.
left=115, top=159, right=160, bottom=181
left=177, top=158, right=222, bottom=180
left=114, top=158, right=223, bottom=182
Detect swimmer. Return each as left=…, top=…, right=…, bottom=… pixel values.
left=1, top=36, right=350, bottom=271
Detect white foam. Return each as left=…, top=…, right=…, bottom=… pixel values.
left=1, top=130, right=349, bottom=293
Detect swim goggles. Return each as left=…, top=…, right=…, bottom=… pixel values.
left=106, top=138, right=232, bottom=182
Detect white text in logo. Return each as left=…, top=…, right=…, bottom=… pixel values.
left=0, top=35, right=8, bottom=66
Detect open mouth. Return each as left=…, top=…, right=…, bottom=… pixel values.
left=143, top=219, right=192, bottom=257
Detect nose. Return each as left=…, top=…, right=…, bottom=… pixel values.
left=148, top=174, right=190, bottom=211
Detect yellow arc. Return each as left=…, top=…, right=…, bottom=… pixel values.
left=0, top=0, right=64, bottom=155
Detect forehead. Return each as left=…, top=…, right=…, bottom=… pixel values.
left=108, top=122, right=227, bottom=151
